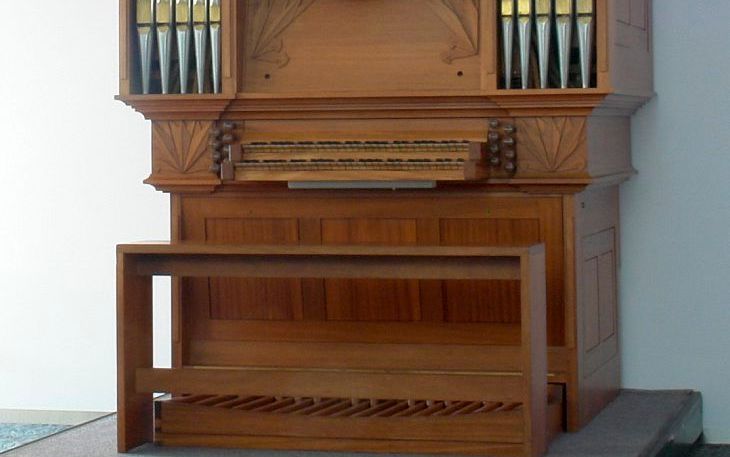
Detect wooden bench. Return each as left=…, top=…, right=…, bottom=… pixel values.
left=117, top=243, right=548, bottom=456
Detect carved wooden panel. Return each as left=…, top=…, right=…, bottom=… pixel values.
left=247, top=0, right=317, bottom=68
left=515, top=117, right=588, bottom=176
left=426, top=0, right=480, bottom=64
left=151, top=121, right=215, bottom=177
left=241, top=0, right=482, bottom=93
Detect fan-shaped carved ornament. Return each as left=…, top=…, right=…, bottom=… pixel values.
left=248, top=0, right=317, bottom=68
left=152, top=121, right=215, bottom=176
left=427, top=0, right=480, bottom=64
left=516, top=117, right=588, bottom=175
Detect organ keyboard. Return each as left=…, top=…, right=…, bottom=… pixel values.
left=228, top=141, right=503, bottom=182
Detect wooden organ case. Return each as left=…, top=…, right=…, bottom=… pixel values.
left=117, top=1, right=653, bottom=456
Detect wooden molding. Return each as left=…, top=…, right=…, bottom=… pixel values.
left=117, top=95, right=233, bottom=121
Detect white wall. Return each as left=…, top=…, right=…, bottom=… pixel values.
left=620, top=0, right=730, bottom=443
left=0, top=1, right=169, bottom=412
left=0, top=0, right=728, bottom=444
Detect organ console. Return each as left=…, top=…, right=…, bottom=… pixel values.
left=117, top=1, right=654, bottom=456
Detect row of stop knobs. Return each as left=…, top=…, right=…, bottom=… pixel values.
left=210, top=121, right=238, bottom=175
left=488, top=119, right=517, bottom=174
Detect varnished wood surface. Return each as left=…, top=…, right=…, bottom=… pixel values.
left=119, top=1, right=654, bottom=120
left=138, top=367, right=526, bottom=404
left=117, top=0, right=654, bottom=452
left=157, top=398, right=525, bottom=443
left=117, top=242, right=548, bottom=455
left=155, top=433, right=526, bottom=457
left=119, top=242, right=539, bottom=257
left=116, top=251, right=153, bottom=452
left=176, top=192, right=565, bottom=342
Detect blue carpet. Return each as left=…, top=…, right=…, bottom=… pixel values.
left=0, top=424, right=69, bottom=453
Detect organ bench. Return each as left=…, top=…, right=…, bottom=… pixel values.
left=117, top=243, right=552, bottom=455
left=117, top=0, right=654, bottom=455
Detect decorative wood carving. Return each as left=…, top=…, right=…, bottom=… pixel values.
left=516, top=117, right=588, bottom=175
left=427, top=0, right=480, bottom=64
left=248, top=0, right=317, bottom=68
left=152, top=121, right=216, bottom=177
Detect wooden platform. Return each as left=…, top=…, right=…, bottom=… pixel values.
left=3, top=390, right=701, bottom=457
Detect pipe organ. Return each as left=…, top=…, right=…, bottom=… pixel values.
left=117, top=1, right=654, bottom=456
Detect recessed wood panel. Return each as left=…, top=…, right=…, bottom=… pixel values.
left=205, top=218, right=300, bottom=244
left=582, top=258, right=600, bottom=352
left=325, top=279, right=421, bottom=322
left=598, top=252, right=616, bottom=342
left=209, top=278, right=303, bottom=320
left=440, top=219, right=541, bottom=246
left=322, top=218, right=420, bottom=321
left=440, top=219, right=540, bottom=324
left=321, top=218, right=418, bottom=246
left=205, top=218, right=303, bottom=321
left=444, top=280, right=521, bottom=323
left=178, top=193, right=564, bottom=343
left=581, top=228, right=618, bottom=375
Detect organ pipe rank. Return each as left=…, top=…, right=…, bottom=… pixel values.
left=136, top=0, right=221, bottom=94
left=501, top=0, right=595, bottom=89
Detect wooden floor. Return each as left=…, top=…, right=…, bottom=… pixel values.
left=3, top=390, right=702, bottom=457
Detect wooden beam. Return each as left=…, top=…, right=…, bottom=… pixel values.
left=137, top=367, right=525, bottom=403
left=134, top=254, right=521, bottom=280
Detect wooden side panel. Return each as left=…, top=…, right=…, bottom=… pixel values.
left=587, top=116, right=633, bottom=179
left=581, top=229, right=619, bottom=377
left=572, top=186, right=621, bottom=428
left=609, top=0, right=654, bottom=96
left=117, top=252, right=154, bottom=452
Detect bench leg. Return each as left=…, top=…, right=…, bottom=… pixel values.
left=117, top=253, right=154, bottom=452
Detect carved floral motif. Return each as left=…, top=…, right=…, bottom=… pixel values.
left=427, top=0, right=480, bottom=64
left=248, top=0, right=317, bottom=68
left=516, top=117, right=588, bottom=174
left=152, top=121, right=215, bottom=176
